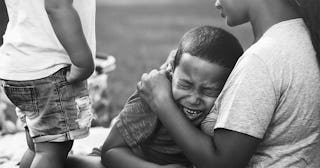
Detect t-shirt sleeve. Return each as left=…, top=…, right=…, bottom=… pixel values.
left=201, top=109, right=218, bottom=136
left=213, top=54, right=277, bottom=139
left=116, top=91, right=158, bottom=147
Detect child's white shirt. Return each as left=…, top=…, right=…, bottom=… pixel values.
left=0, top=0, right=96, bottom=80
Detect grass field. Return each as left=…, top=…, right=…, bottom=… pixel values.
left=95, top=0, right=253, bottom=118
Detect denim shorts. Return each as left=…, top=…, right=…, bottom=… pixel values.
left=1, top=67, right=93, bottom=143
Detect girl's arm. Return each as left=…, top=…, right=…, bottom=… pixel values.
left=137, top=69, right=260, bottom=168
left=45, top=0, right=94, bottom=83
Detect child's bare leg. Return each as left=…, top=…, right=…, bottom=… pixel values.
left=20, top=128, right=35, bottom=168
left=20, top=149, right=35, bottom=168
left=30, top=141, right=73, bottom=168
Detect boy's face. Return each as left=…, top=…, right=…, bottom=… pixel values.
left=171, top=53, right=229, bottom=124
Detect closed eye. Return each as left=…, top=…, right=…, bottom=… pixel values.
left=202, top=88, right=221, bottom=97
left=177, top=80, right=192, bottom=89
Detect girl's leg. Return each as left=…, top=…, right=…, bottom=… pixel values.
left=30, top=141, right=73, bottom=168
left=20, top=128, right=35, bottom=168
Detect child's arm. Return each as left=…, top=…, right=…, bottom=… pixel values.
left=45, top=0, right=94, bottom=83
left=101, top=91, right=187, bottom=168
left=101, top=126, right=184, bottom=168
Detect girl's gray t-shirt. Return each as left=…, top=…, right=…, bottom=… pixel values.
left=202, top=19, right=320, bottom=167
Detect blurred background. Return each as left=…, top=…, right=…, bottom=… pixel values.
left=0, top=0, right=253, bottom=129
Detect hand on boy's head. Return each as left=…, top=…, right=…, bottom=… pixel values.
left=160, top=49, right=177, bottom=71
left=137, top=69, right=172, bottom=110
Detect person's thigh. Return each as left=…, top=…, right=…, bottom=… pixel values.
left=31, top=141, right=73, bottom=168
left=65, top=155, right=105, bottom=168
left=35, top=141, right=73, bottom=158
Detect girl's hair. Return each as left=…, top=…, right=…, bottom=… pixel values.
left=173, top=25, right=243, bottom=70
left=295, top=0, right=320, bottom=64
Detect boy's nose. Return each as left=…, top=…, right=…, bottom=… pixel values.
left=188, top=94, right=201, bottom=106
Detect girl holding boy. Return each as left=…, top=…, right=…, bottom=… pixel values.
left=139, top=0, right=320, bottom=167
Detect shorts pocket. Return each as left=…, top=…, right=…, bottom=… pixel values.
left=4, top=84, right=39, bottom=119
left=60, top=66, right=71, bottom=85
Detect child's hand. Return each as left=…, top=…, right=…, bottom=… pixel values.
left=160, top=49, right=177, bottom=71
left=137, top=69, right=172, bottom=111
left=66, top=65, right=93, bottom=83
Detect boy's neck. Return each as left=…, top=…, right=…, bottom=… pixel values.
left=249, top=0, right=300, bottom=42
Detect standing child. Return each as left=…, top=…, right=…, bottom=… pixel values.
left=137, top=0, right=320, bottom=167
left=101, top=25, right=243, bottom=168
left=0, top=0, right=96, bottom=168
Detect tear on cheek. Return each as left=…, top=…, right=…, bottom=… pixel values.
left=75, top=96, right=94, bottom=129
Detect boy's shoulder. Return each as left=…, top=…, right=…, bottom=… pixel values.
left=125, top=91, right=149, bottom=108
left=120, top=90, right=155, bottom=118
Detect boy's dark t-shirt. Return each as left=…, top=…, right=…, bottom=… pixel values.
left=116, top=91, right=204, bottom=166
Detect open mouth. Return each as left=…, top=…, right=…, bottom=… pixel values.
left=181, top=106, right=203, bottom=120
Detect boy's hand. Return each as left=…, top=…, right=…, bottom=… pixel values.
left=137, top=69, right=172, bottom=111
left=66, top=65, right=92, bottom=83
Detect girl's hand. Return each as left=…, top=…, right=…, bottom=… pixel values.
left=160, top=49, right=177, bottom=71
left=137, top=69, right=172, bottom=111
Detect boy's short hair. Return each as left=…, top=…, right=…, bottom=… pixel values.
left=174, top=25, right=243, bottom=70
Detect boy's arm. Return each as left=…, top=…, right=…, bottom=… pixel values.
left=101, top=126, right=163, bottom=168
left=45, top=0, right=94, bottom=83
left=101, top=92, right=187, bottom=168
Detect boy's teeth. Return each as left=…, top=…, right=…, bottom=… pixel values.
left=182, top=107, right=202, bottom=120
left=184, top=108, right=200, bottom=114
